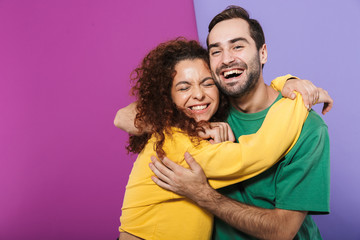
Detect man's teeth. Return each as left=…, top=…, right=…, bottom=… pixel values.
left=190, top=105, right=207, bottom=110
left=224, top=69, right=243, bottom=78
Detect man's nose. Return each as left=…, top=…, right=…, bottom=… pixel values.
left=222, top=50, right=235, bottom=65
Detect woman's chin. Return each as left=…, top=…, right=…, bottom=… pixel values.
left=193, top=114, right=211, bottom=122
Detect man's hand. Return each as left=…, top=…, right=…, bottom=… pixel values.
left=149, top=152, right=210, bottom=202
left=149, top=152, right=307, bottom=240
left=282, top=79, right=333, bottom=114
left=197, top=122, right=235, bottom=144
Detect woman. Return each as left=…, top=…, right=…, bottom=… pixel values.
left=116, top=38, right=328, bottom=240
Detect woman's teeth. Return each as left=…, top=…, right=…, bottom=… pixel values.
left=190, top=105, right=208, bottom=110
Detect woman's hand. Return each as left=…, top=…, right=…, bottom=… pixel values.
left=197, top=122, right=235, bottom=144
left=315, top=88, right=333, bottom=115
left=282, top=79, right=333, bottom=114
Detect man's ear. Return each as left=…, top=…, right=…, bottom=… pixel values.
left=259, top=44, right=268, bottom=65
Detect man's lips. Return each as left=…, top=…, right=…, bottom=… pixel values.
left=222, top=68, right=244, bottom=79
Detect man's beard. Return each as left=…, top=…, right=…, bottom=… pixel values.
left=213, top=55, right=261, bottom=98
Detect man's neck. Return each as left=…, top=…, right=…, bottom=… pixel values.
left=230, top=79, right=279, bottom=114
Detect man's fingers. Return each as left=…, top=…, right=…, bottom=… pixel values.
left=150, top=156, right=172, bottom=183
left=184, top=152, right=202, bottom=172
left=149, top=162, right=171, bottom=184
left=150, top=176, right=173, bottom=191
left=161, top=156, right=185, bottom=173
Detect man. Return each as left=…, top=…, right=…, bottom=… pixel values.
left=149, top=6, right=330, bottom=239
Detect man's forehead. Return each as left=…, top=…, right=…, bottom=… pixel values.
left=208, top=18, right=251, bottom=46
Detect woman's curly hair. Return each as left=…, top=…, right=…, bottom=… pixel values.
left=126, top=38, right=229, bottom=157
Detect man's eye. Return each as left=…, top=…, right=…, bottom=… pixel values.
left=234, top=45, right=243, bottom=50
left=211, top=50, right=220, bottom=56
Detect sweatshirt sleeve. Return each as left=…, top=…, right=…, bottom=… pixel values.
left=187, top=93, right=308, bottom=189
left=270, top=74, right=298, bottom=91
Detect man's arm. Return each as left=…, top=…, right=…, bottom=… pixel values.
left=194, top=183, right=307, bottom=240
left=150, top=154, right=306, bottom=240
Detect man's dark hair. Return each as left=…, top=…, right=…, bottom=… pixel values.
left=207, top=5, right=265, bottom=50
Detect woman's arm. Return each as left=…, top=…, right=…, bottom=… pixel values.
left=114, top=102, right=151, bottom=135
left=150, top=78, right=332, bottom=188
left=272, top=74, right=333, bottom=114
left=150, top=92, right=307, bottom=189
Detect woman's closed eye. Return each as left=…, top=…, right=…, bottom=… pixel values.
left=202, top=78, right=216, bottom=87
left=176, top=83, right=191, bottom=91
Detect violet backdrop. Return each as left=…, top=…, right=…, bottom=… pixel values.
left=0, top=0, right=359, bottom=239
left=194, top=0, right=360, bottom=239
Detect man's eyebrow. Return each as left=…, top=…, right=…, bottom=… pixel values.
left=230, top=37, right=249, bottom=44
left=209, top=37, right=250, bottom=50
left=208, top=43, right=219, bottom=50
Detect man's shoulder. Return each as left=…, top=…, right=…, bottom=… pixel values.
left=302, top=110, right=328, bottom=133
left=285, top=110, right=329, bottom=159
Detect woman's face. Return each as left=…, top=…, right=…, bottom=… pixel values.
left=171, top=58, right=219, bottom=122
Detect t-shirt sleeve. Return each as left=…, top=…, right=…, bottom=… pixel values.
left=275, top=120, right=330, bottom=214
left=187, top=93, right=308, bottom=189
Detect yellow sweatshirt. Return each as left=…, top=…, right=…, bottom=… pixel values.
left=119, top=75, right=306, bottom=240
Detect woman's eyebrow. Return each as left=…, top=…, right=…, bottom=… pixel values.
left=175, top=81, right=190, bottom=87
left=201, top=77, right=214, bottom=83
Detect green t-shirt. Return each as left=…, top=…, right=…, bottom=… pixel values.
left=212, top=93, right=330, bottom=240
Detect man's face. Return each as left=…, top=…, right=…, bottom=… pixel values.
left=208, top=18, right=267, bottom=97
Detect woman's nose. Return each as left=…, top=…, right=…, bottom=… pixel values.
left=192, top=87, right=205, bottom=100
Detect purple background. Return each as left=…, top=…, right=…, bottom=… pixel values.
left=0, top=0, right=359, bottom=239
left=194, top=0, right=360, bottom=239
left=0, top=0, right=197, bottom=239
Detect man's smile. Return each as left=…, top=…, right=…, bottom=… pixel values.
left=223, top=69, right=244, bottom=79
